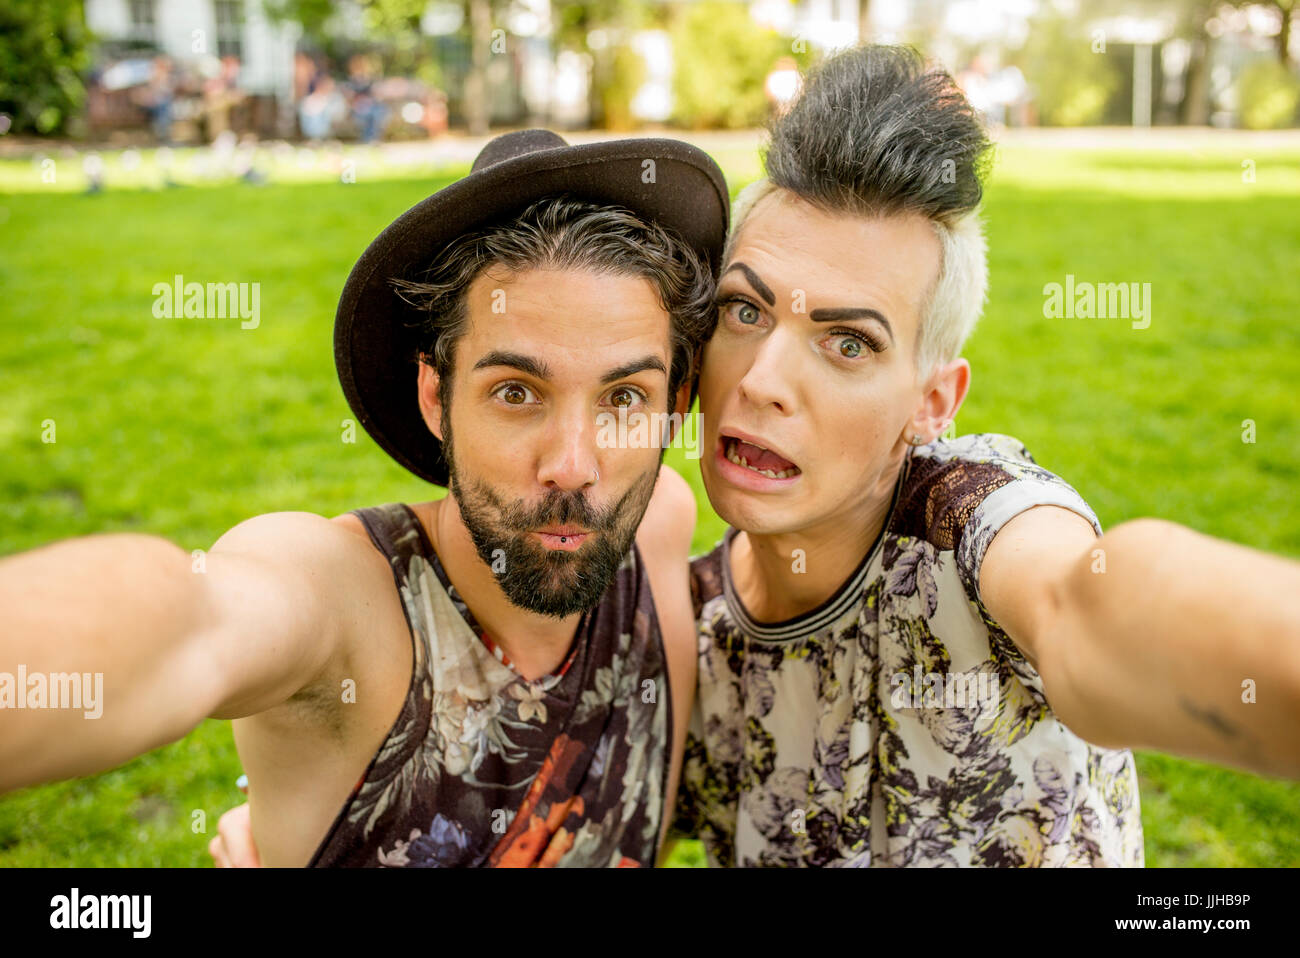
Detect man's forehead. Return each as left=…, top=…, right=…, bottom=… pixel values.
left=461, top=267, right=672, bottom=368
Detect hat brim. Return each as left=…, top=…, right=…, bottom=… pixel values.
left=335, top=137, right=729, bottom=486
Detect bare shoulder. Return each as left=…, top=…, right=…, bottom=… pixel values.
left=635, top=466, right=698, bottom=654
left=207, top=510, right=397, bottom=663
left=979, top=504, right=1098, bottom=668
left=631, top=467, right=698, bottom=853
left=215, top=509, right=371, bottom=556
left=631, top=466, right=696, bottom=698
left=329, top=511, right=369, bottom=541
left=204, top=508, right=413, bottom=723
left=635, top=465, right=697, bottom=558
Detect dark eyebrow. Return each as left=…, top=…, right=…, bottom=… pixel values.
left=721, top=262, right=775, bottom=306
left=601, top=356, right=667, bottom=384
left=473, top=350, right=551, bottom=379
left=472, top=351, right=666, bottom=384
left=809, top=307, right=895, bottom=345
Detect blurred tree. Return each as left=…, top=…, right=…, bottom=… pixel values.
left=1277, top=0, right=1296, bottom=66
left=1238, top=0, right=1295, bottom=67
left=1012, top=13, right=1121, bottom=126
left=1237, top=56, right=1300, bottom=126
left=0, top=0, right=92, bottom=135
left=465, top=0, right=491, bottom=133
left=1165, top=1, right=1295, bottom=123
left=1075, top=0, right=1213, bottom=124
left=670, top=1, right=801, bottom=129
left=1136, top=1, right=1295, bottom=122
left=1180, top=4, right=1213, bottom=124
left=263, top=0, right=336, bottom=45
left=553, top=0, right=647, bottom=128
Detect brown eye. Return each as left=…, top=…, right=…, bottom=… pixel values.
left=610, top=387, right=636, bottom=408
left=502, top=384, right=528, bottom=404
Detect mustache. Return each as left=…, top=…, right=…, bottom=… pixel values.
left=475, top=467, right=659, bottom=535
left=500, top=489, right=612, bottom=532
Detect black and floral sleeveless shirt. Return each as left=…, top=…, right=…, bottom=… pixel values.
left=308, top=502, right=673, bottom=868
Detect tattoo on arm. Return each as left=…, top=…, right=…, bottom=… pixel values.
left=1178, top=697, right=1240, bottom=739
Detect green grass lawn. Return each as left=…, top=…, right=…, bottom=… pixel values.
left=1, top=137, right=1298, bottom=866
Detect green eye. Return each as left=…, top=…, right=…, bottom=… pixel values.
left=839, top=338, right=861, bottom=358
left=738, top=303, right=759, bottom=325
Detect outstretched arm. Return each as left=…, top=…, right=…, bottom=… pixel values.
left=0, top=512, right=373, bottom=793
left=980, top=507, right=1300, bottom=778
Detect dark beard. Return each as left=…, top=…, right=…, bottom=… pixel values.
left=444, top=429, right=660, bottom=619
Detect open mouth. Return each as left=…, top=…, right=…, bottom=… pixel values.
left=720, top=434, right=801, bottom=481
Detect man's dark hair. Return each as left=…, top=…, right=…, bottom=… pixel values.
left=394, top=194, right=716, bottom=417
left=764, top=45, right=992, bottom=225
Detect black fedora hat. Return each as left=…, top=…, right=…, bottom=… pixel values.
left=334, top=129, right=730, bottom=487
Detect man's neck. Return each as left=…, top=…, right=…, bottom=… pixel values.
left=729, top=454, right=906, bottom=624
left=422, top=496, right=584, bottom=681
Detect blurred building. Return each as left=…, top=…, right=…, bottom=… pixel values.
left=86, top=0, right=297, bottom=96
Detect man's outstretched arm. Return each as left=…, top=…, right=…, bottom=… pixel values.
left=981, top=507, right=1300, bottom=778
left=0, top=512, right=374, bottom=793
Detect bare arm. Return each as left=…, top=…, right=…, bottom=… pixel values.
left=980, top=507, right=1300, bottom=778
left=634, top=465, right=698, bottom=864
left=0, top=512, right=374, bottom=793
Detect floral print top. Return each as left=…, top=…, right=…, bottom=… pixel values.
left=308, top=503, right=672, bottom=867
left=672, top=433, right=1144, bottom=867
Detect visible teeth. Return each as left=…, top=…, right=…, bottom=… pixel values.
left=725, top=438, right=797, bottom=479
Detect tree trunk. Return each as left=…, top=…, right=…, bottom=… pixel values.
left=1279, top=3, right=1293, bottom=67
left=1181, top=35, right=1210, bottom=125
left=464, top=0, right=491, bottom=135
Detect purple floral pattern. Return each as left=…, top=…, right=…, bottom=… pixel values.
left=674, top=433, right=1144, bottom=868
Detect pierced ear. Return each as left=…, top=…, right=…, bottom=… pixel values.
left=908, top=358, right=970, bottom=443
left=416, top=357, right=445, bottom=442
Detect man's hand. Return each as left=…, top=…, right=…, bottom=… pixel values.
left=209, top=802, right=261, bottom=868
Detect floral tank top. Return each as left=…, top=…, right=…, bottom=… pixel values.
left=673, top=433, right=1145, bottom=867
left=308, top=502, right=673, bottom=867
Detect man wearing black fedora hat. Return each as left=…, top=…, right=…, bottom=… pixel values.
left=0, top=130, right=729, bottom=867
